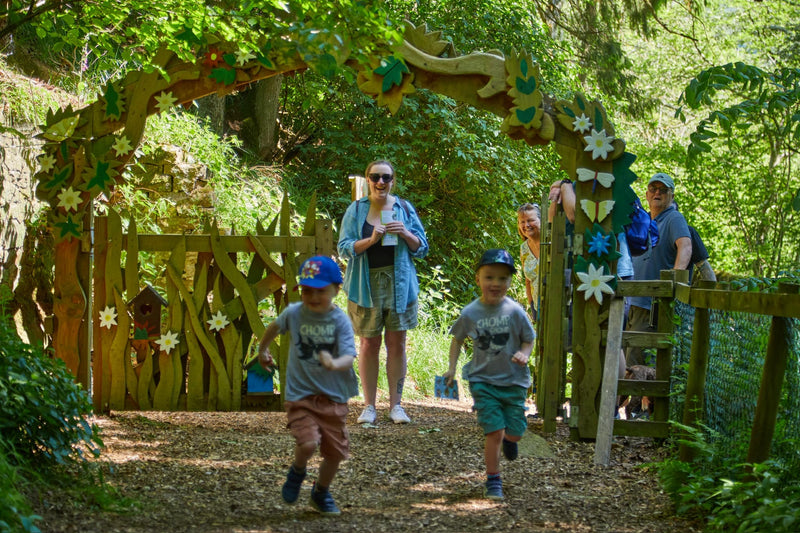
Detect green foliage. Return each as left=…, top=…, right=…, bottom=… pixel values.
left=0, top=447, right=41, bottom=533
left=0, top=323, right=102, bottom=466
left=657, top=429, right=800, bottom=533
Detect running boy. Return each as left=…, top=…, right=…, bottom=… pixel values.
left=443, top=249, right=535, bottom=501
left=258, top=256, right=358, bottom=516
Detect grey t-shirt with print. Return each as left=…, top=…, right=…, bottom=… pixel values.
left=275, top=302, right=358, bottom=404
left=450, top=296, right=535, bottom=389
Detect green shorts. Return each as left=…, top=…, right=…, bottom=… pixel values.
left=348, top=266, right=418, bottom=337
left=469, top=381, right=528, bottom=437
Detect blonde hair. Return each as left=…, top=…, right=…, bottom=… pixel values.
left=516, top=203, right=541, bottom=239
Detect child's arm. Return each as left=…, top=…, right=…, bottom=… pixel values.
left=511, top=341, right=533, bottom=366
left=257, top=321, right=281, bottom=370
left=317, top=351, right=355, bottom=371
left=442, top=337, right=464, bottom=387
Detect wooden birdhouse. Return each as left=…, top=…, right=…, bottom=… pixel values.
left=128, top=285, right=168, bottom=340
left=244, top=357, right=274, bottom=394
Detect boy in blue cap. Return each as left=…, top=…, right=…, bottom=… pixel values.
left=258, top=256, right=357, bottom=516
left=443, top=249, right=535, bottom=501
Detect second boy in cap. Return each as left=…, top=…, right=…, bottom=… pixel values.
left=443, top=249, right=535, bottom=501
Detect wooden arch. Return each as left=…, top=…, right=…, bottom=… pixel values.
left=35, top=20, right=641, bottom=435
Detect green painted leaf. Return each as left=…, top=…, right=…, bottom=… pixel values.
left=223, top=53, right=237, bottom=67
left=374, top=56, right=409, bottom=93
left=515, top=76, right=537, bottom=94
left=86, top=161, right=115, bottom=192
left=44, top=164, right=72, bottom=190
left=515, top=106, right=537, bottom=124
left=594, top=108, right=604, bottom=132
left=209, top=67, right=236, bottom=85
left=576, top=94, right=586, bottom=111
left=175, top=26, right=202, bottom=45
left=520, top=58, right=528, bottom=78
left=561, top=105, right=575, bottom=118
left=103, top=85, right=122, bottom=120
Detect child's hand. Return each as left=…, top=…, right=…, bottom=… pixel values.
left=511, top=351, right=529, bottom=366
left=258, top=350, right=275, bottom=371
left=318, top=350, right=334, bottom=370
left=442, top=369, right=456, bottom=387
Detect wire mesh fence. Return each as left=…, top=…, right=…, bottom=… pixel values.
left=672, top=296, right=800, bottom=470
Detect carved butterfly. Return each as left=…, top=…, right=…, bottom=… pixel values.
left=580, top=199, right=615, bottom=223
left=576, top=168, right=615, bottom=193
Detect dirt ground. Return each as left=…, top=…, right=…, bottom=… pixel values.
left=31, top=398, right=703, bottom=533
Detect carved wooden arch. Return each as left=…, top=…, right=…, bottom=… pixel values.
left=35, top=21, right=641, bottom=433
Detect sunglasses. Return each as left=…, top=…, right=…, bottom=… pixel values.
left=648, top=185, right=670, bottom=194
left=368, top=173, right=394, bottom=183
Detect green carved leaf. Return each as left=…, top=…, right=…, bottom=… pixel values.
left=209, top=67, right=237, bottom=85
left=374, top=56, right=409, bottom=93
left=515, top=76, right=537, bottom=95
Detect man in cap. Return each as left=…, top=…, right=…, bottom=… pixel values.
left=626, top=172, right=692, bottom=367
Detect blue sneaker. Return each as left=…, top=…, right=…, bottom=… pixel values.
left=281, top=466, right=306, bottom=503
left=310, top=483, right=341, bottom=516
left=484, top=474, right=503, bottom=501
left=502, top=438, right=518, bottom=461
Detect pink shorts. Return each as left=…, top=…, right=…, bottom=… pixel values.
left=285, top=395, right=350, bottom=461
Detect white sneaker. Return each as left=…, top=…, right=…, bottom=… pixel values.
left=389, top=404, right=410, bottom=424
left=357, top=405, right=377, bottom=424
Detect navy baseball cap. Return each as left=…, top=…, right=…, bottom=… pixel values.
left=298, top=256, right=343, bottom=288
left=477, top=248, right=516, bottom=274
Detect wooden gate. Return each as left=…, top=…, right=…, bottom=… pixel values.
left=84, top=196, right=333, bottom=412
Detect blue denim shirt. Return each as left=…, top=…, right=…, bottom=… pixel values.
left=337, top=196, right=429, bottom=313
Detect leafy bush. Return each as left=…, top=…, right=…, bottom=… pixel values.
left=657, top=423, right=800, bottom=532
left=0, top=323, right=102, bottom=466
left=0, top=446, right=41, bottom=533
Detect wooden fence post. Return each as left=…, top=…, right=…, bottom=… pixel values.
left=679, top=305, right=710, bottom=462
left=746, top=282, right=800, bottom=464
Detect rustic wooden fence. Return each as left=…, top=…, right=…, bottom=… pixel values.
left=84, top=196, right=333, bottom=413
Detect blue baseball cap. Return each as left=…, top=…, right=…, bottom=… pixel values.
left=298, top=256, right=343, bottom=288
left=477, top=248, right=516, bottom=274
left=649, top=172, right=675, bottom=190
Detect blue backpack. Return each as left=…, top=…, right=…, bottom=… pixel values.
left=625, top=196, right=659, bottom=256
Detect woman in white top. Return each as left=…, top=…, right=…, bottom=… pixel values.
left=517, top=203, right=541, bottom=322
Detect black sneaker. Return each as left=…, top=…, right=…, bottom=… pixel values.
left=484, top=475, right=503, bottom=501
left=310, top=483, right=341, bottom=516
left=502, top=438, right=518, bottom=461
left=281, top=466, right=306, bottom=503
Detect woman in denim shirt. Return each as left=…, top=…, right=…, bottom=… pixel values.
left=337, top=160, right=428, bottom=425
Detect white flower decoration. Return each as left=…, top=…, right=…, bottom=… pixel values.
left=156, top=331, right=180, bottom=353
left=576, top=263, right=615, bottom=304
left=583, top=128, right=615, bottom=160
left=99, top=306, right=118, bottom=329
left=154, top=91, right=178, bottom=114
left=572, top=113, right=592, bottom=133
left=57, top=186, right=82, bottom=212
left=235, top=49, right=255, bottom=66
left=38, top=153, right=56, bottom=173
left=207, top=310, right=230, bottom=332
left=112, top=135, right=133, bottom=156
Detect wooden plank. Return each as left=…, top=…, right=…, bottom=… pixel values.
left=92, top=217, right=108, bottom=411
left=617, top=379, right=670, bottom=397
left=621, top=331, right=672, bottom=348
left=595, top=298, right=625, bottom=466
left=612, top=420, right=670, bottom=438
left=615, top=280, right=674, bottom=298
left=746, top=283, right=799, bottom=464
left=127, top=234, right=317, bottom=254
left=106, top=210, right=127, bottom=411
left=680, top=306, right=710, bottom=462
left=540, top=210, right=566, bottom=433
left=688, top=287, right=800, bottom=318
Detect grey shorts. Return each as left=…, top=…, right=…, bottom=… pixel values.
left=348, top=266, right=418, bottom=337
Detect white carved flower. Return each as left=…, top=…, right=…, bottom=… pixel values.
left=38, top=153, right=56, bottom=173
left=576, top=263, right=615, bottom=304
left=99, top=306, right=118, bottom=329
left=572, top=113, right=592, bottom=133
left=235, top=49, right=255, bottom=66
left=154, top=91, right=178, bottom=114
left=207, top=310, right=230, bottom=332
left=583, top=128, right=615, bottom=160
left=112, top=135, right=133, bottom=156
left=156, top=331, right=180, bottom=353
left=57, top=187, right=82, bottom=212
